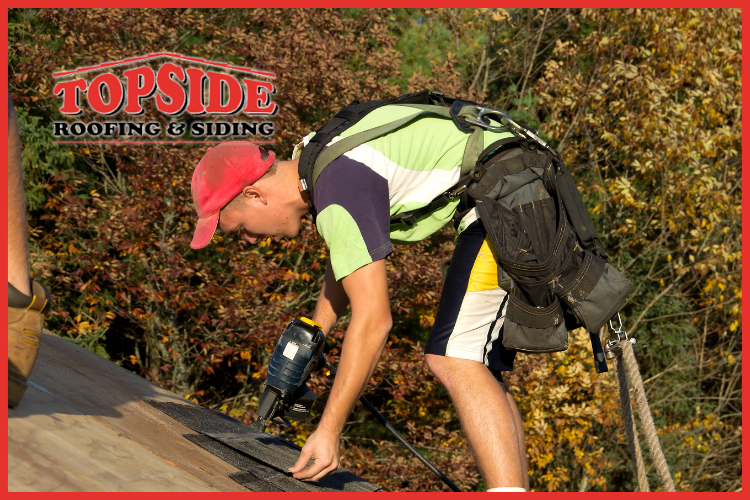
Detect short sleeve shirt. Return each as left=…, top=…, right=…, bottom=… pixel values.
left=301, top=105, right=514, bottom=281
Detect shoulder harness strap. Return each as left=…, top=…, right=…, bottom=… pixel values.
left=298, top=90, right=440, bottom=208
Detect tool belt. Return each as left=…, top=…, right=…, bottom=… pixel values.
left=466, top=139, right=633, bottom=353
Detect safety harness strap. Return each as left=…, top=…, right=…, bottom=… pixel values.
left=313, top=110, right=430, bottom=187
left=299, top=90, right=438, bottom=197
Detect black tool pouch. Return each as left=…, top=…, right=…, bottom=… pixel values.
left=503, top=289, right=568, bottom=352
left=470, top=139, right=632, bottom=354
left=471, top=141, right=569, bottom=353
left=557, top=252, right=634, bottom=333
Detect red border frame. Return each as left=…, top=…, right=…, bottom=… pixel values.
left=3, top=5, right=746, bottom=497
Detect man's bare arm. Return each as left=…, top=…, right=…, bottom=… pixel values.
left=311, top=261, right=350, bottom=334
left=290, top=258, right=392, bottom=481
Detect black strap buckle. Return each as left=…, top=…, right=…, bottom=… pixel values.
left=430, top=90, right=446, bottom=106
left=399, top=214, right=416, bottom=226
left=448, top=184, right=468, bottom=198
left=450, top=100, right=477, bottom=133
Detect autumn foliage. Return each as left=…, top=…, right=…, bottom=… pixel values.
left=9, top=8, right=741, bottom=492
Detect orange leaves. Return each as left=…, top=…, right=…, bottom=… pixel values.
left=539, top=466, right=570, bottom=492
left=418, top=314, right=435, bottom=328
left=283, top=270, right=313, bottom=282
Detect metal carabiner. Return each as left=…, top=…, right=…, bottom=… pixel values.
left=604, top=313, right=636, bottom=359
left=461, top=105, right=513, bottom=132
left=608, top=312, right=633, bottom=343
left=463, top=105, right=554, bottom=153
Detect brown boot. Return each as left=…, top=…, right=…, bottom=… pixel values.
left=8, top=279, right=51, bottom=408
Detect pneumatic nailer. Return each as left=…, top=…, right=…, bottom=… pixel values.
left=252, top=317, right=326, bottom=431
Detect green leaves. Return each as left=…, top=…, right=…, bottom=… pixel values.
left=535, top=8, right=742, bottom=491
left=15, top=106, right=75, bottom=211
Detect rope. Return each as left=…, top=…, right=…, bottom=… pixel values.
left=613, top=353, right=650, bottom=491
left=619, top=339, right=676, bottom=492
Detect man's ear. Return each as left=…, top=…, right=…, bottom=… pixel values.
left=242, top=185, right=267, bottom=205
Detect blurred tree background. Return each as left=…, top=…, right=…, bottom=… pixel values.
left=8, top=8, right=741, bottom=492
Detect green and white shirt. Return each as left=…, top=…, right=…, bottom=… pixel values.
left=297, top=104, right=513, bottom=280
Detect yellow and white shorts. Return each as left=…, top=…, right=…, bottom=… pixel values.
left=425, top=221, right=516, bottom=371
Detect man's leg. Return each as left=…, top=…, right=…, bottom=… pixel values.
left=8, top=94, right=51, bottom=408
left=504, top=374, right=529, bottom=489
left=424, top=220, right=528, bottom=490
left=8, top=95, right=30, bottom=296
left=426, top=355, right=528, bottom=490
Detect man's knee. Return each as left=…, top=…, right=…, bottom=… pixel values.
left=425, top=352, right=441, bottom=372
left=425, top=354, right=483, bottom=390
left=425, top=353, right=455, bottom=386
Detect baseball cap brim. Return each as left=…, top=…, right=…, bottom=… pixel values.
left=190, top=211, right=220, bottom=249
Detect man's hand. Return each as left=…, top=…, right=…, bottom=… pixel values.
left=288, top=426, right=341, bottom=481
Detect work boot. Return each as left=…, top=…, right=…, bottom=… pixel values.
left=8, top=279, right=51, bottom=408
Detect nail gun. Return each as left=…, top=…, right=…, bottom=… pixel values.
left=251, top=317, right=326, bottom=431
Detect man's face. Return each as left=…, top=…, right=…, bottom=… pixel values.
left=218, top=199, right=302, bottom=245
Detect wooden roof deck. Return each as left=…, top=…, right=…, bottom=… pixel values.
left=8, top=331, right=379, bottom=492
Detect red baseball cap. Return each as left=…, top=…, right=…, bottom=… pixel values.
left=190, top=142, right=276, bottom=249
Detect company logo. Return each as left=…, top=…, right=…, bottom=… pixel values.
left=52, top=53, right=277, bottom=142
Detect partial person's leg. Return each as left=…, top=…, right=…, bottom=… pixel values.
left=425, top=354, right=526, bottom=489
left=425, top=220, right=528, bottom=490
left=497, top=370, right=529, bottom=490
left=8, top=94, right=51, bottom=408
left=8, top=94, right=30, bottom=296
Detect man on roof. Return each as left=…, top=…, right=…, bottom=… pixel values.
left=190, top=102, right=528, bottom=492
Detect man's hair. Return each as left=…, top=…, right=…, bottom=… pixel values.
left=222, top=159, right=279, bottom=214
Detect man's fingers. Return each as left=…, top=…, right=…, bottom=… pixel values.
left=288, top=429, right=341, bottom=481
left=292, top=457, right=330, bottom=480
left=289, top=448, right=313, bottom=474
left=307, top=460, right=340, bottom=482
